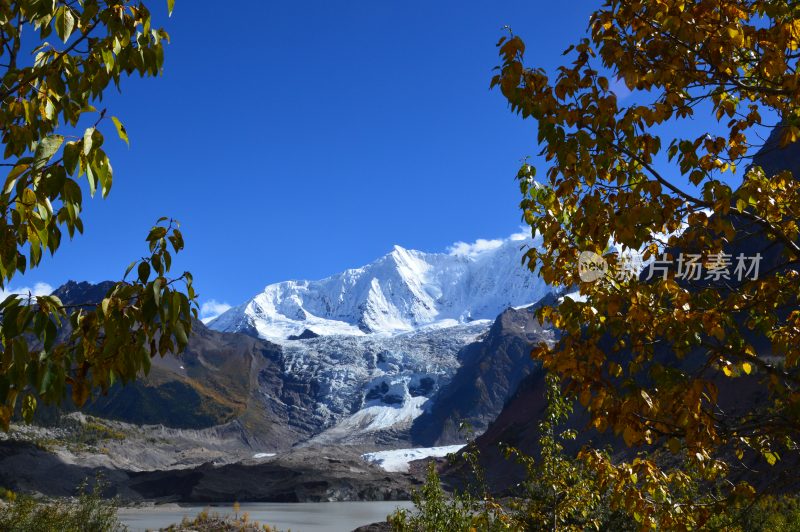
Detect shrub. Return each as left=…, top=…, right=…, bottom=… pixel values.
left=0, top=482, right=122, bottom=532
left=163, top=507, right=281, bottom=531
left=388, top=460, right=513, bottom=532
left=708, top=494, right=800, bottom=531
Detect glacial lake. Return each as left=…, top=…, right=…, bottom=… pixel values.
left=117, top=501, right=415, bottom=531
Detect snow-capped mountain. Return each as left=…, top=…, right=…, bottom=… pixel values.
left=210, top=233, right=549, bottom=340
left=206, top=232, right=554, bottom=444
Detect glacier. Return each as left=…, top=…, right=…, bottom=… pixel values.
left=208, top=233, right=553, bottom=443
left=362, top=444, right=466, bottom=473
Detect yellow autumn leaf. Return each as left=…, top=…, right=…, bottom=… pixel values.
left=623, top=425, right=639, bottom=447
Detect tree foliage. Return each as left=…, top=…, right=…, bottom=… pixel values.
left=0, top=0, right=195, bottom=429
left=503, top=373, right=605, bottom=531
left=390, top=374, right=630, bottom=531
left=494, top=0, right=800, bottom=527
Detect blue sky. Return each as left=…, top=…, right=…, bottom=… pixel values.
left=16, top=1, right=601, bottom=317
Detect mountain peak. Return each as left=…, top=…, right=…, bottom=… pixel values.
left=52, top=280, right=116, bottom=306
left=209, top=234, right=551, bottom=341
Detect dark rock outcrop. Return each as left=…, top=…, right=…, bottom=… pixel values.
left=410, top=296, right=556, bottom=446
left=352, top=523, right=392, bottom=532
left=0, top=440, right=414, bottom=503
left=52, top=280, right=116, bottom=307
left=125, top=447, right=413, bottom=503
left=287, top=329, right=320, bottom=340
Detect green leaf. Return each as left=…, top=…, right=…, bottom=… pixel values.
left=170, top=291, right=181, bottom=324
left=167, top=0, right=175, bottom=16
left=764, top=451, right=779, bottom=466
left=147, top=226, right=167, bottom=242
left=21, top=394, right=36, bottom=424
left=92, top=152, right=113, bottom=197
left=153, top=277, right=163, bottom=306
left=152, top=251, right=163, bottom=275
left=138, top=261, right=151, bottom=284
left=124, top=260, right=137, bottom=280
left=111, top=116, right=129, bottom=146
left=101, top=49, right=115, bottom=74
left=33, top=136, right=64, bottom=171
left=173, top=320, right=188, bottom=346
left=40, top=366, right=53, bottom=395
left=168, top=229, right=184, bottom=252
left=83, top=127, right=95, bottom=156
left=85, top=163, right=97, bottom=197
left=4, top=164, right=29, bottom=194
left=43, top=319, right=57, bottom=351
left=63, top=142, right=80, bottom=175
left=43, top=99, right=55, bottom=120
left=55, top=7, right=75, bottom=43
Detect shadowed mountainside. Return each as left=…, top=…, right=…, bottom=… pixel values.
left=410, top=296, right=558, bottom=446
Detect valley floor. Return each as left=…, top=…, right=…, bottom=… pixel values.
left=0, top=414, right=424, bottom=506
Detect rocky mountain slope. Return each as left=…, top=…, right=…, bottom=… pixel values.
left=410, top=296, right=557, bottom=446
left=48, top=281, right=317, bottom=449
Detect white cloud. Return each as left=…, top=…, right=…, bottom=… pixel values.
left=447, top=238, right=505, bottom=257
left=447, top=228, right=532, bottom=257
left=200, top=299, right=232, bottom=324
left=508, top=229, right=530, bottom=241
left=0, top=282, right=54, bottom=301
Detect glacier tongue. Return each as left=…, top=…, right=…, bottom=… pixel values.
left=210, top=234, right=547, bottom=340
left=362, top=444, right=466, bottom=473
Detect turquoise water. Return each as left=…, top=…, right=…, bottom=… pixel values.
left=118, top=501, right=414, bottom=532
